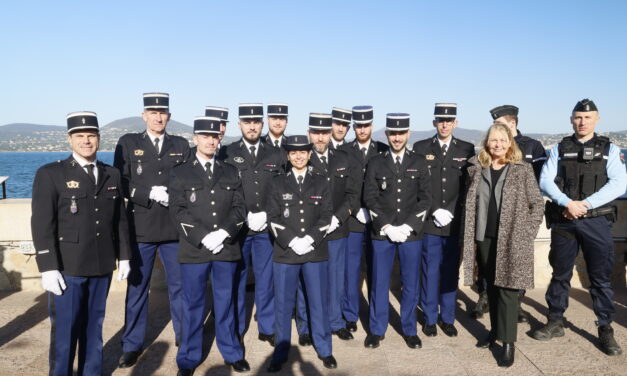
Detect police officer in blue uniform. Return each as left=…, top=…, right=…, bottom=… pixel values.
left=363, top=114, right=432, bottom=349
left=222, top=103, right=284, bottom=345
left=339, top=105, right=389, bottom=332
left=295, top=113, right=361, bottom=345
left=484, top=104, right=547, bottom=323
left=413, top=104, right=475, bottom=338
left=330, top=107, right=352, bottom=149
left=266, top=135, right=336, bottom=372
left=169, top=117, right=250, bottom=375
left=32, top=111, right=132, bottom=376
left=534, top=99, right=626, bottom=356
left=114, top=93, right=191, bottom=367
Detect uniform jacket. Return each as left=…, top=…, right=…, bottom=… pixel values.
left=309, top=149, right=361, bottom=241
left=264, top=133, right=288, bottom=170
left=169, top=156, right=246, bottom=263
left=268, top=170, right=333, bottom=264
left=461, top=156, right=544, bottom=290
left=114, top=131, right=190, bottom=242
left=221, top=139, right=284, bottom=236
left=339, top=139, right=389, bottom=232
left=413, top=136, right=475, bottom=237
left=32, top=157, right=131, bottom=276
left=363, top=150, right=432, bottom=241
left=515, top=132, right=546, bottom=181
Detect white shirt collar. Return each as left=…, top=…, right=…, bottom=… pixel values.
left=292, top=168, right=307, bottom=182
left=315, top=149, right=329, bottom=161
left=331, top=139, right=344, bottom=148
left=268, top=133, right=282, bottom=146
left=242, top=138, right=261, bottom=150
left=196, top=153, right=216, bottom=173
left=357, top=139, right=371, bottom=151
left=391, top=149, right=405, bottom=164
left=72, top=152, right=98, bottom=182
left=437, top=137, right=452, bottom=149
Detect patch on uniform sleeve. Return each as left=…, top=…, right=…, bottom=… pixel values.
left=134, top=149, right=144, bottom=156
left=621, top=152, right=625, bottom=165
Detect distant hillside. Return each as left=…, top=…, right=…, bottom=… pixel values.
left=0, top=123, right=62, bottom=133
left=103, top=117, right=193, bottom=134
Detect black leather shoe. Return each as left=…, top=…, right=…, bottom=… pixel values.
left=532, top=319, right=564, bottom=341
left=476, top=331, right=496, bottom=349
left=422, top=324, right=437, bottom=337
left=299, top=333, right=312, bottom=346
left=439, top=322, right=458, bottom=337
left=177, top=369, right=194, bottom=376
left=498, top=342, right=515, bottom=368
left=346, top=321, right=358, bottom=332
left=225, top=359, right=251, bottom=373
left=258, top=333, right=275, bottom=347
left=402, top=335, right=422, bottom=349
left=599, top=325, right=623, bottom=356
left=364, top=334, right=384, bottom=348
left=471, top=291, right=489, bottom=319
left=318, top=355, right=337, bottom=369
left=118, top=351, right=141, bottom=368
left=333, top=327, right=354, bottom=340
left=267, top=359, right=285, bottom=373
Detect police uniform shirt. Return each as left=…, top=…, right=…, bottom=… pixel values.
left=515, top=131, right=546, bottom=182
left=32, top=156, right=131, bottom=276
left=540, top=135, right=627, bottom=209
left=363, top=149, right=432, bottom=241
left=265, top=133, right=286, bottom=148
left=72, top=152, right=99, bottom=184
left=413, top=136, right=475, bottom=236
left=169, top=155, right=246, bottom=264
left=146, top=132, right=164, bottom=154
left=114, top=131, right=191, bottom=242
left=330, top=139, right=344, bottom=149
left=267, top=169, right=333, bottom=264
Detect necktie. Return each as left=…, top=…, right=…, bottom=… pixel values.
left=205, top=161, right=213, bottom=179
left=297, top=175, right=304, bottom=192
left=274, top=139, right=279, bottom=148
left=395, top=156, right=401, bottom=173
left=320, top=155, right=328, bottom=171
left=250, top=145, right=257, bottom=163
left=154, top=137, right=160, bottom=154
left=86, top=163, right=96, bottom=185
left=361, top=147, right=367, bottom=160
left=441, top=143, right=448, bottom=156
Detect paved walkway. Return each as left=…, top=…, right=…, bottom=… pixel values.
left=0, top=285, right=625, bottom=375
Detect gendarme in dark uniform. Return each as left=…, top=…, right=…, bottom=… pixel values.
left=169, top=117, right=250, bottom=374
left=205, top=105, right=229, bottom=149
left=338, top=105, right=389, bottom=332
left=266, top=135, right=336, bottom=372
left=114, top=93, right=190, bottom=366
left=534, top=99, right=627, bottom=356
left=221, top=103, right=284, bottom=343
left=264, top=103, right=288, bottom=148
left=413, top=103, right=475, bottom=338
left=330, top=107, right=352, bottom=149
left=32, top=111, right=131, bottom=376
left=363, top=113, right=431, bottom=350
left=295, top=113, right=361, bottom=344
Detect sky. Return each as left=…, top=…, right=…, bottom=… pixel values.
left=1, top=0, right=626, bottom=137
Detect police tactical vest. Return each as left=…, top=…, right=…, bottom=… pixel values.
left=556, top=135, right=610, bottom=201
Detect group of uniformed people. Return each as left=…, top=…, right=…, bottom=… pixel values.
left=31, top=94, right=625, bottom=375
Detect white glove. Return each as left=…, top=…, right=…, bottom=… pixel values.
left=247, top=211, right=268, bottom=232
left=433, top=209, right=454, bottom=228
left=356, top=208, right=371, bottom=224
left=289, top=237, right=314, bottom=255
left=117, top=260, right=131, bottom=281
left=149, top=186, right=169, bottom=207
left=201, top=229, right=229, bottom=251
left=212, top=244, right=224, bottom=255
left=327, top=216, right=340, bottom=234
left=383, top=225, right=408, bottom=243
left=398, top=224, right=413, bottom=237
left=41, top=270, right=66, bottom=295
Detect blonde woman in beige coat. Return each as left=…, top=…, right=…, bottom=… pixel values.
left=461, top=122, right=544, bottom=367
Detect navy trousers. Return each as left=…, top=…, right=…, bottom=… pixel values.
left=296, top=237, right=347, bottom=334
left=236, top=232, right=275, bottom=337
left=176, top=261, right=243, bottom=370
left=343, top=230, right=370, bottom=323
left=122, top=241, right=183, bottom=352
left=546, top=217, right=615, bottom=326
left=369, top=239, right=421, bottom=336
left=49, top=273, right=111, bottom=376
left=421, top=234, right=460, bottom=326
left=273, top=261, right=331, bottom=362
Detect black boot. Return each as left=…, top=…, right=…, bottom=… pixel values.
left=471, top=291, right=489, bottom=319
left=498, top=343, right=515, bottom=368
left=532, top=318, right=564, bottom=341
left=598, top=325, right=623, bottom=356
left=476, top=330, right=496, bottom=349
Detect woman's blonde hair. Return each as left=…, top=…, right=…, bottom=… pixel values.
left=477, top=122, right=522, bottom=168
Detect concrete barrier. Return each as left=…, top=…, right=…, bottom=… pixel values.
left=1, top=198, right=626, bottom=291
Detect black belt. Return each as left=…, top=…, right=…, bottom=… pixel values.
left=582, top=205, right=616, bottom=219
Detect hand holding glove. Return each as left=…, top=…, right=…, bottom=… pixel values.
left=247, top=211, right=268, bottom=232
left=327, top=216, right=341, bottom=234
left=398, top=224, right=413, bottom=237
left=356, top=208, right=371, bottom=224
left=289, top=237, right=314, bottom=255
left=201, top=229, right=230, bottom=251
left=211, top=244, right=224, bottom=255
left=41, top=270, right=66, bottom=295
left=383, top=225, right=408, bottom=243
left=433, top=209, right=454, bottom=228
left=117, top=260, right=131, bottom=281
left=149, top=186, right=169, bottom=207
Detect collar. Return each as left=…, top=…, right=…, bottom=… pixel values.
left=146, top=131, right=164, bottom=144
left=437, top=136, right=452, bottom=149
left=292, top=167, right=307, bottom=181
left=390, top=149, right=405, bottom=164
left=242, top=138, right=261, bottom=150
left=315, top=149, right=329, bottom=161
left=331, top=139, right=344, bottom=148
left=72, top=152, right=97, bottom=167
left=196, top=153, right=216, bottom=171
left=357, top=139, right=371, bottom=151
left=267, top=133, right=283, bottom=146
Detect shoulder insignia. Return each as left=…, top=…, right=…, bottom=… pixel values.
left=234, top=156, right=245, bottom=163
left=134, top=149, right=144, bottom=156
left=426, top=154, right=435, bottom=160
left=66, top=180, right=79, bottom=188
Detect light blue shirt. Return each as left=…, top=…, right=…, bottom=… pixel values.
left=539, top=141, right=627, bottom=208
